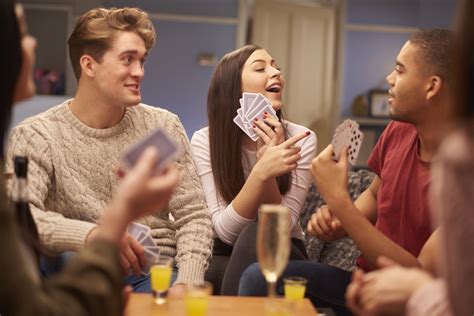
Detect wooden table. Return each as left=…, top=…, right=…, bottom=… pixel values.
left=125, top=294, right=319, bottom=315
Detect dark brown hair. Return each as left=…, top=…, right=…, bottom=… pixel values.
left=409, top=29, right=454, bottom=82
left=68, top=7, right=156, bottom=80
left=453, top=0, right=474, bottom=120
left=0, top=1, right=42, bottom=263
left=0, top=0, right=21, bottom=159
left=207, top=45, right=291, bottom=204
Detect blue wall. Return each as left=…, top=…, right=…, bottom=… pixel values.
left=141, top=20, right=235, bottom=136
left=104, top=0, right=237, bottom=17
left=342, top=0, right=458, bottom=116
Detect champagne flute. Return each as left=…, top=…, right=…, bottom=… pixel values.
left=256, top=204, right=291, bottom=297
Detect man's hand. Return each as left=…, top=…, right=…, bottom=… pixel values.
left=168, top=284, right=187, bottom=298
left=310, top=145, right=351, bottom=208
left=354, top=257, right=433, bottom=316
left=346, top=269, right=366, bottom=315
left=86, top=229, right=145, bottom=276
left=307, top=205, right=346, bottom=241
left=119, top=233, right=145, bottom=277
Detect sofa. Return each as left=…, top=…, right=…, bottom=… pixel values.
left=300, top=169, right=375, bottom=271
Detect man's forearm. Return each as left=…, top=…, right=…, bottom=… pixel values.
left=329, top=196, right=421, bottom=269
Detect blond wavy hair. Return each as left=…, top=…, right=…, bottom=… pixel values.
left=68, top=7, right=156, bottom=79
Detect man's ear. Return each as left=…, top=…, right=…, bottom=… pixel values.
left=79, top=55, right=97, bottom=78
left=426, top=75, right=442, bottom=100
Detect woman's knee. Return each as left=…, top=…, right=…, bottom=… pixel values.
left=238, top=263, right=266, bottom=296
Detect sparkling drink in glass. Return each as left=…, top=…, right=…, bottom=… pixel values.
left=257, top=204, right=291, bottom=297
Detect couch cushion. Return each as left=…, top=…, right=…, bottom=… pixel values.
left=300, top=169, right=374, bottom=271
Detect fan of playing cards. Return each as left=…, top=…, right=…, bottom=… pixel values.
left=128, top=222, right=161, bottom=275
left=331, top=119, right=364, bottom=166
left=122, top=128, right=180, bottom=173
left=233, top=92, right=279, bottom=141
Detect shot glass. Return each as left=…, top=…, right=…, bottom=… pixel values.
left=150, top=255, right=173, bottom=304
left=185, top=281, right=213, bottom=316
left=283, top=276, right=307, bottom=301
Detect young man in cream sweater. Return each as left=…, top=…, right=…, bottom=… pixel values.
left=6, top=7, right=213, bottom=293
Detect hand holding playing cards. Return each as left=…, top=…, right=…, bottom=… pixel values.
left=311, top=145, right=351, bottom=207
left=253, top=129, right=309, bottom=180
left=307, top=205, right=346, bottom=241
left=114, top=147, right=179, bottom=219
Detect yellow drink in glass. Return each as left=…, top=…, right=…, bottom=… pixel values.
left=283, top=277, right=307, bottom=300
left=151, top=265, right=172, bottom=292
left=185, top=294, right=209, bottom=316
left=185, top=281, right=213, bottom=316
left=284, top=283, right=306, bottom=300
left=149, top=255, right=173, bottom=305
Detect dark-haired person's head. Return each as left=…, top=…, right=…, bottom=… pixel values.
left=0, top=1, right=36, bottom=158
left=386, top=29, right=454, bottom=125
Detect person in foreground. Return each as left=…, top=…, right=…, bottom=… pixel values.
left=239, top=29, right=453, bottom=315
left=346, top=1, right=474, bottom=315
left=191, top=45, right=316, bottom=295
left=0, top=1, right=179, bottom=315
left=6, top=6, right=213, bottom=293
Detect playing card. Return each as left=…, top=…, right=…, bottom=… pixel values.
left=237, top=108, right=244, bottom=120
left=233, top=92, right=280, bottom=142
left=140, top=234, right=157, bottom=248
left=332, top=126, right=352, bottom=161
left=122, top=128, right=179, bottom=172
left=347, top=128, right=364, bottom=166
left=331, top=119, right=363, bottom=165
left=233, top=114, right=258, bottom=141
left=247, top=102, right=279, bottom=123
left=128, top=222, right=150, bottom=239
left=141, top=248, right=159, bottom=275
left=135, top=231, right=147, bottom=243
left=242, top=92, right=259, bottom=116
left=146, top=246, right=160, bottom=256
left=245, top=99, right=268, bottom=122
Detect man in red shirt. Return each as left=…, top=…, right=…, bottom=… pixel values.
left=239, top=29, right=454, bottom=315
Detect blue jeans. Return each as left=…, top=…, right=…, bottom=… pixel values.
left=239, top=261, right=353, bottom=316
left=40, top=252, right=178, bottom=293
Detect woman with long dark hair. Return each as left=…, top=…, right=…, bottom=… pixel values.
left=191, top=45, right=317, bottom=295
left=0, top=1, right=179, bottom=314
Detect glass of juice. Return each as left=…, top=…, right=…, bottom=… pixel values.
left=185, top=281, right=213, bottom=316
left=283, top=276, right=307, bottom=300
left=150, top=255, right=173, bottom=304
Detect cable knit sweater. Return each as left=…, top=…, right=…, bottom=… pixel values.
left=5, top=100, right=213, bottom=285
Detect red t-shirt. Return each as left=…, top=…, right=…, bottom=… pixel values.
left=357, top=121, right=433, bottom=271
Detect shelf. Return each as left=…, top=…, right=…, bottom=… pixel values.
left=345, top=117, right=390, bottom=126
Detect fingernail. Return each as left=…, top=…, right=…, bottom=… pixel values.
left=264, top=111, right=268, bottom=115
left=305, top=131, right=311, bottom=136
left=253, top=125, right=256, bottom=128
left=254, top=118, right=258, bottom=121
